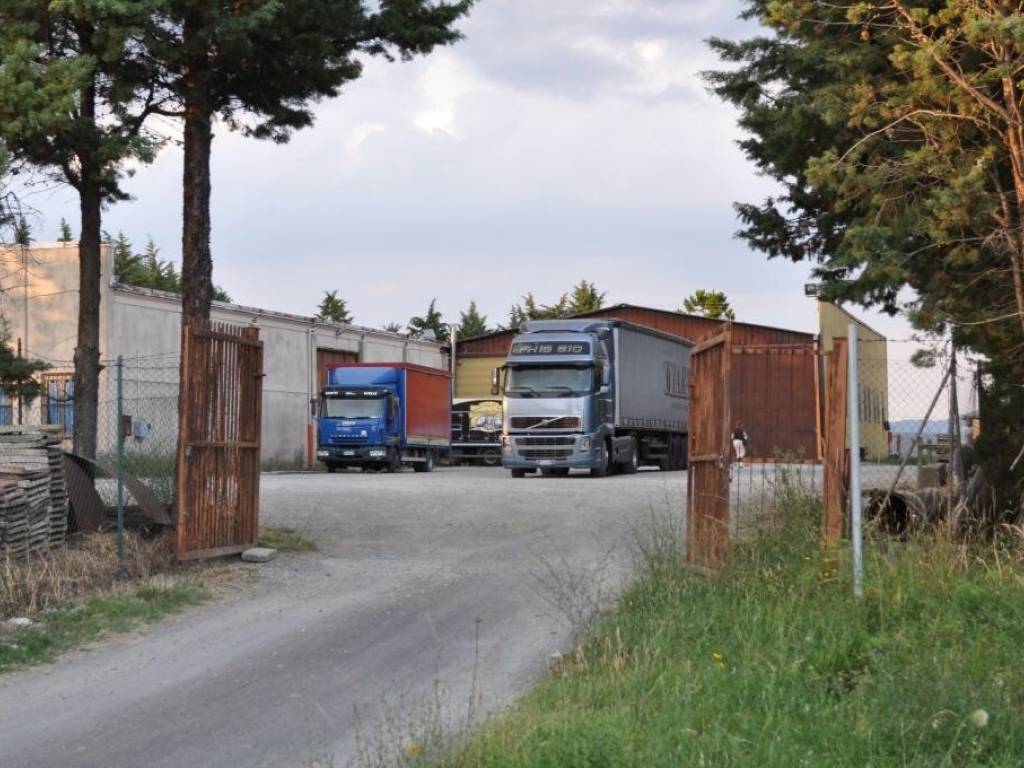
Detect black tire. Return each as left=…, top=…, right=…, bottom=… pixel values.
left=621, top=440, right=639, bottom=474
left=326, top=464, right=337, bottom=474
left=510, top=467, right=527, bottom=478
left=413, top=451, right=435, bottom=473
left=385, top=449, right=401, bottom=473
left=591, top=441, right=612, bottom=478
left=481, top=448, right=501, bottom=467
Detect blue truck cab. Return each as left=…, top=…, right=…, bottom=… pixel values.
left=316, top=364, right=450, bottom=473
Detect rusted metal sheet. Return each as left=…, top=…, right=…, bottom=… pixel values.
left=687, top=329, right=732, bottom=570
left=729, top=345, right=818, bottom=459
left=64, top=454, right=175, bottom=532
left=176, top=320, right=263, bottom=561
left=822, top=340, right=849, bottom=544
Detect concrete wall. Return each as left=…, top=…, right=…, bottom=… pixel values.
left=818, top=302, right=889, bottom=460
left=2, top=243, right=448, bottom=464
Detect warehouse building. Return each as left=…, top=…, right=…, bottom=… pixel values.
left=0, top=242, right=447, bottom=465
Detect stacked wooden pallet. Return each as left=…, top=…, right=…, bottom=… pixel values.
left=0, top=428, right=69, bottom=558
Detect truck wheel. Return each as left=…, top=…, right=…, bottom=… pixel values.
left=591, top=441, right=611, bottom=478
left=541, top=468, right=570, bottom=477
left=481, top=448, right=501, bottom=466
left=413, top=451, right=435, bottom=473
left=621, top=440, right=639, bottom=475
left=385, top=449, right=401, bottom=473
left=326, top=463, right=337, bottom=474
left=510, top=468, right=527, bottom=478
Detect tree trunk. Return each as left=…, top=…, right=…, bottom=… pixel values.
left=73, top=174, right=102, bottom=460
left=180, top=4, right=214, bottom=330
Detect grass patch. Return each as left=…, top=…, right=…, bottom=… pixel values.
left=259, top=525, right=317, bottom=552
left=0, top=578, right=208, bottom=672
left=432, top=488, right=1024, bottom=767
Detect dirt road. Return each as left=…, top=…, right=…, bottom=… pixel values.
left=0, top=467, right=682, bottom=768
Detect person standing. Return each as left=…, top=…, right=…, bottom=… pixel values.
left=732, top=422, right=749, bottom=462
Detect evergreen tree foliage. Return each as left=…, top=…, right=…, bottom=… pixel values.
left=144, top=0, right=473, bottom=328
left=317, top=290, right=353, bottom=325
left=568, top=280, right=606, bottom=315
left=58, top=218, right=73, bottom=243
left=408, top=299, right=449, bottom=342
left=13, top=216, right=30, bottom=247
left=112, top=232, right=230, bottom=301
left=707, top=0, right=1024, bottom=511
left=0, top=314, right=48, bottom=404
left=681, top=289, right=735, bottom=321
left=458, top=300, right=489, bottom=338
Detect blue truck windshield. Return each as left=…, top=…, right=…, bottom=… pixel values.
left=506, top=366, right=593, bottom=397
left=322, top=396, right=383, bottom=419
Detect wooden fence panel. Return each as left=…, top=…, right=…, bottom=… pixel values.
left=176, top=321, right=263, bottom=561
left=821, top=339, right=848, bottom=544
left=686, top=330, right=732, bottom=570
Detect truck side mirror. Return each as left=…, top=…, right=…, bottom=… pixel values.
left=389, top=394, right=399, bottom=421
left=601, top=365, right=611, bottom=387
left=490, top=367, right=500, bottom=396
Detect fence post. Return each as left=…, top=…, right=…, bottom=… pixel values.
left=847, top=324, right=863, bottom=599
left=116, top=355, right=126, bottom=579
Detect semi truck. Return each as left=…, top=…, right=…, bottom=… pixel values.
left=494, top=319, right=691, bottom=478
left=317, top=363, right=451, bottom=473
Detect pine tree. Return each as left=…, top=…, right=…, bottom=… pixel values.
left=568, top=280, right=606, bottom=315
left=458, top=300, right=489, bottom=338
left=58, top=218, right=73, bottom=243
left=317, top=290, right=353, bottom=324
left=0, top=314, right=48, bottom=408
left=681, top=289, right=735, bottom=321
left=408, top=299, right=448, bottom=342
left=13, top=216, right=30, bottom=246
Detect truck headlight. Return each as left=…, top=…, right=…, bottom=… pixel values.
left=369, top=449, right=386, bottom=457
left=580, top=437, right=591, bottom=451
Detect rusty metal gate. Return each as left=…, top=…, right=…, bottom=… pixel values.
left=176, top=320, right=264, bottom=561
left=686, top=330, right=732, bottom=570
left=821, top=339, right=848, bottom=544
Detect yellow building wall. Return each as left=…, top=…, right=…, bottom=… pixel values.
left=455, top=356, right=504, bottom=400
left=819, top=302, right=889, bottom=461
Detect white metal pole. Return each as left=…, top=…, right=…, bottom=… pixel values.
left=847, top=323, right=864, bottom=599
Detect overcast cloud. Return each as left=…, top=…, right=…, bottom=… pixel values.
left=22, top=0, right=913, bottom=340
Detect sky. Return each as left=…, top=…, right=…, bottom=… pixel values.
left=20, top=0, right=915, bottom=342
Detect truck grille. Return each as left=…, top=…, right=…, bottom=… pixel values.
left=520, top=448, right=574, bottom=460
left=515, top=436, right=575, bottom=447
left=330, top=436, right=367, bottom=445
left=509, top=416, right=581, bottom=431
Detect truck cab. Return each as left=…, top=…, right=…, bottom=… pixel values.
left=317, top=363, right=450, bottom=473
left=498, top=321, right=614, bottom=477
left=318, top=379, right=401, bottom=472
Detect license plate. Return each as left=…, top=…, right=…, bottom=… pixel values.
left=539, top=460, right=554, bottom=465
left=343, top=450, right=355, bottom=456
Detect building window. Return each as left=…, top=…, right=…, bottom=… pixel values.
left=0, top=386, right=11, bottom=427
left=42, top=373, right=74, bottom=436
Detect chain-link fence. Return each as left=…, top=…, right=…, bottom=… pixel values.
left=721, top=337, right=979, bottom=541
left=95, top=355, right=180, bottom=516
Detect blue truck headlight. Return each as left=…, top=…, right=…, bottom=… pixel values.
left=580, top=437, right=591, bottom=451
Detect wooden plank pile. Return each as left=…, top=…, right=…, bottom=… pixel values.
left=0, top=427, right=69, bottom=559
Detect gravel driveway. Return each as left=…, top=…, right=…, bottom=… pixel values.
left=0, top=466, right=683, bottom=768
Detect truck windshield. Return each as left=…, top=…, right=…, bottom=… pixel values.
left=321, top=397, right=383, bottom=419
left=506, top=366, right=593, bottom=397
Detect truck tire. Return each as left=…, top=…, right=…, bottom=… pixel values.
left=413, top=451, right=435, bottom=473
left=591, top=441, right=612, bottom=478
left=326, top=463, right=337, bottom=474
left=385, top=449, right=401, bottom=473
left=621, top=439, right=639, bottom=474
left=510, top=468, right=527, bottom=478
left=481, top=448, right=501, bottom=466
